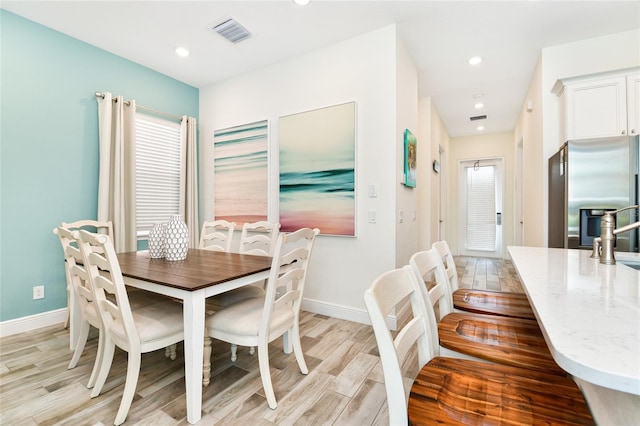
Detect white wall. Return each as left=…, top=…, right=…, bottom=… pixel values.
left=514, top=56, right=544, bottom=248
left=199, top=25, right=409, bottom=324
left=417, top=98, right=432, bottom=249
left=429, top=103, right=451, bottom=247
left=417, top=97, right=451, bottom=250
left=395, top=35, right=419, bottom=267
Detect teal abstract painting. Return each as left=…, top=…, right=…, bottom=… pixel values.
left=279, top=102, right=356, bottom=236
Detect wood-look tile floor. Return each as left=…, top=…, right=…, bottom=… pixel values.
left=0, top=257, right=523, bottom=426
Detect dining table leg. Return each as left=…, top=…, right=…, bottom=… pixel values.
left=182, top=290, right=206, bottom=424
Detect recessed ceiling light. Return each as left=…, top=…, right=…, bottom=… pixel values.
left=474, top=102, right=484, bottom=109
left=477, top=125, right=485, bottom=131
left=468, top=56, right=483, bottom=65
left=292, top=0, right=310, bottom=5
left=175, top=47, right=189, bottom=57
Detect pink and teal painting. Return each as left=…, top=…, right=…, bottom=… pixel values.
left=279, top=102, right=355, bottom=236
left=214, top=120, right=268, bottom=225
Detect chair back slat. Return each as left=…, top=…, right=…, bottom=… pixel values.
left=409, top=249, right=455, bottom=352
left=78, top=230, right=139, bottom=350
left=53, top=220, right=114, bottom=320
left=55, top=226, right=97, bottom=323
left=432, top=240, right=459, bottom=292
left=61, top=220, right=114, bottom=253
left=70, top=263, right=93, bottom=302
left=199, top=220, right=235, bottom=252
left=239, top=221, right=280, bottom=256
left=260, top=228, right=319, bottom=336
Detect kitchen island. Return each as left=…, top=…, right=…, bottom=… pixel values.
left=508, top=246, right=640, bottom=425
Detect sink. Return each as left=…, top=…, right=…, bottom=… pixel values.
left=615, top=255, right=640, bottom=270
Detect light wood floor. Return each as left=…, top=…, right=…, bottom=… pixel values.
left=0, top=257, right=523, bottom=426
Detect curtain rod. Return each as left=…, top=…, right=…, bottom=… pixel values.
left=95, top=92, right=184, bottom=122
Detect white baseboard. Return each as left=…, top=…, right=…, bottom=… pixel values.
left=302, top=297, right=399, bottom=330
left=2, top=299, right=400, bottom=339
left=0, top=308, right=66, bottom=338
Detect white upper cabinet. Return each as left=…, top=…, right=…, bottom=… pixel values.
left=554, top=69, right=640, bottom=140
left=627, top=73, right=640, bottom=137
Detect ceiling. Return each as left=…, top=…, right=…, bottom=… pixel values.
left=3, top=1, right=639, bottom=137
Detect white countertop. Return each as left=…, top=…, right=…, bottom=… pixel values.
left=508, top=246, right=640, bottom=396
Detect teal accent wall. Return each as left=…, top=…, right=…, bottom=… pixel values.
left=0, top=10, right=199, bottom=322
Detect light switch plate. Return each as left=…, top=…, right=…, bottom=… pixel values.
left=368, top=184, right=377, bottom=198
left=368, top=211, right=376, bottom=223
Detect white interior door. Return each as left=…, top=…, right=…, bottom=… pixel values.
left=458, top=158, right=503, bottom=258
left=516, top=140, right=524, bottom=246
left=439, top=147, right=446, bottom=241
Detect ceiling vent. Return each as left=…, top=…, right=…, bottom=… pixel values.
left=470, top=115, right=487, bottom=121
left=212, top=18, right=252, bottom=44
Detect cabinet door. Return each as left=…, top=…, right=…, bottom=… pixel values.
left=565, top=76, right=626, bottom=139
left=627, top=73, right=640, bottom=136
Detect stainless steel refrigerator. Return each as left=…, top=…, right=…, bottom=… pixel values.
left=548, top=136, right=639, bottom=252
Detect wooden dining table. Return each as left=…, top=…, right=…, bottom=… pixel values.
left=115, top=248, right=272, bottom=424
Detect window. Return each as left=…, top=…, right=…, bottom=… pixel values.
left=135, top=114, right=181, bottom=237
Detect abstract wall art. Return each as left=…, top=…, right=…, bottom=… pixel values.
left=403, top=128, right=417, bottom=188
left=214, top=120, right=269, bottom=225
left=279, top=102, right=356, bottom=236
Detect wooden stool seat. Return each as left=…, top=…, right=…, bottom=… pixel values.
left=432, top=240, right=536, bottom=320
left=408, top=356, right=594, bottom=425
left=438, top=312, right=566, bottom=376
left=453, top=289, right=536, bottom=319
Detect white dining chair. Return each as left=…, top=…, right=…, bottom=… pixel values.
left=202, top=227, right=319, bottom=409
left=77, top=229, right=185, bottom=426
left=55, top=223, right=177, bottom=373
left=205, top=221, right=281, bottom=361
left=364, top=265, right=593, bottom=425
left=57, top=220, right=113, bottom=330
left=54, top=226, right=106, bottom=389
left=432, top=240, right=535, bottom=320
left=409, top=248, right=564, bottom=375
left=207, top=221, right=280, bottom=309
left=199, top=219, right=235, bottom=252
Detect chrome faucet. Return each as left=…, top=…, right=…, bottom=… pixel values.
left=591, top=205, right=640, bottom=265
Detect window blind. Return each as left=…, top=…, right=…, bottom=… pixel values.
left=135, top=114, right=181, bottom=237
left=465, top=165, right=496, bottom=251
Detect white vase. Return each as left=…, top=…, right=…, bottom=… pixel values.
left=165, top=214, right=189, bottom=261
left=148, top=223, right=166, bottom=258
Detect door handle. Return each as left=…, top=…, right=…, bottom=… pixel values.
left=496, top=212, right=502, bottom=225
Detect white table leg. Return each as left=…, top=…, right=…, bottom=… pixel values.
left=183, top=290, right=205, bottom=424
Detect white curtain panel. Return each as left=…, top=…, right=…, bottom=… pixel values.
left=180, top=116, right=199, bottom=248
left=97, top=92, right=138, bottom=252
